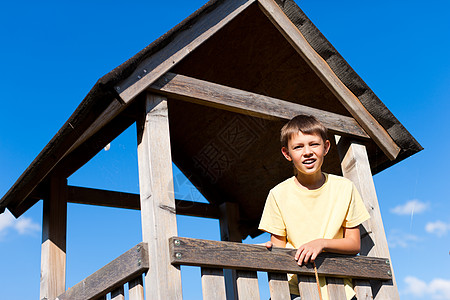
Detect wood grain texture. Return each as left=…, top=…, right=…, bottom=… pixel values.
left=57, top=243, right=149, bottom=300
left=201, top=268, right=227, bottom=300
left=326, top=277, right=346, bottom=300
left=257, top=0, right=400, bottom=160
left=128, top=276, right=145, bottom=300
left=150, top=72, right=369, bottom=139
left=169, top=237, right=392, bottom=280
left=298, top=276, right=320, bottom=299
left=354, top=280, right=374, bottom=300
left=116, top=0, right=255, bottom=103
left=268, top=272, right=291, bottom=300
left=136, top=94, right=182, bottom=300
left=338, top=139, right=398, bottom=299
left=236, top=271, right=260, bottom=300
left=40, top=176, right=67, bottom=300
left=66, top=185, right=220, bottom=219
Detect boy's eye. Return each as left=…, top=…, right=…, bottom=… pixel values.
left=293, top=145, right=303, bottom=149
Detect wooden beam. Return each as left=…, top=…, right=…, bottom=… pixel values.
left=201, top=268, right=227, bottom=300
left=115, top=0, right=255, bottom=103
left=169, top=237, right=393, bottom=281
left=338, top=138, right=399, bottom=299
left=40, top=176, right=67, bottom=300
left=149, top=72, right=369, bottom=139
left=136, top=93, right=182, bottom=299
left=257, top=0, right=400, bottom=160
left=57, top=243, right=149, bottom=300
left=65, top=185, right=220, bottom=219
left=219, top=202, right=241, bottom=300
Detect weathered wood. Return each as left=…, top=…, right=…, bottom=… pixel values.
left=326, top=277, right=346, bottom=299
left=128, top=276, right=145, bottom=300
left=40, top=176, right=67, bottom=300
left=268, top=272, right=291, bottom=300
left=150, top=72, right=369, bottom=139
left=219, top=202, right=241, bottom=300
left=338, top=138, right=399, bottom=299
left=236, top=271, right=260, bottom=300
left=111, top=286, right=125, bottom=300
left=57, top=243, right=149, bottom=300
left=137, top=93, right=182, bottom=300
left=116, top=0, right=255, bottom=103
left=298, top=276, right=320, bottom=299
left=354, top=280, right=374, bottom=300
left=66, top=185, right=220, bottom=219
left=169, top=237, right=392, bottom=280
left=257, top=0, right=400, bottom=160
left=201, top=268, right=227, bottom=300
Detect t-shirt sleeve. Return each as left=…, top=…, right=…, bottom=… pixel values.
left=342, top=183, right=371, bottom=228
left=258, top=190, right=286, bottom=237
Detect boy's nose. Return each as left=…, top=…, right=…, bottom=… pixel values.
left=303, top=146, right=313, bottom=155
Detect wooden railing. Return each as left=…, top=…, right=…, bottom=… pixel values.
left=169, top=237, right=393, bottom=299
left=55, top=237, right=392, bottom=300
left=56, top=243, right=149, bottom=300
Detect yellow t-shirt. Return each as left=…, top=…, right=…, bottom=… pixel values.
left=258, top=173, right=370, bottom=300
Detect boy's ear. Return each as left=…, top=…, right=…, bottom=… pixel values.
left=324, top=140, right=331, bottom=156
left=281, top=147, right=292, bottom=161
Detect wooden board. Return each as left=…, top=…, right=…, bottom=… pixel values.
left=150, top=72, right=369, bottom=139
left=327, top=277, right=347, bottom=299
left=128, top=276, right=145, bottom=300
left=57, top=243, right=149, bottom=300
left=236, top=271, right=260, bottom=299
left=169, top=237, right=392, bottom=280
left=268, top=272, right=291, bottom=300
left=338, top=139, right=399, bottom=299
left=201, top=268, right=227, bottom=300
left=66, top=185, right=220, bottom=219
left=40, top=176, right=67, bottom=300
left=136, top=94, right=182, bottom=300
left=298, top=275, right=320, bottom=299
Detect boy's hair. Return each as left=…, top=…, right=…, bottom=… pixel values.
left=280, top=115, right=328, bottom=148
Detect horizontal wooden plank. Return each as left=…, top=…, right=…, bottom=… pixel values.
left=169, top=237, right=392, bottom=280
left=66, top=185, right=220, bottom=219
left=57, top=243, right=149, bottom=300
left=149, top=73, right=369, bottom=139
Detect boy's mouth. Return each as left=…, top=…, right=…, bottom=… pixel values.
left=302, top=158, right=316, bottom=166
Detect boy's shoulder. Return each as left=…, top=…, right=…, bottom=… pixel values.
left=271, top=176, right=296, bottom=193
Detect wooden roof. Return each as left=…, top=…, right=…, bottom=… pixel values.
left=0, top=0, right=421, bottom=237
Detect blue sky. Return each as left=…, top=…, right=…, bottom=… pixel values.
left=1, top=0, right=449, bottom=299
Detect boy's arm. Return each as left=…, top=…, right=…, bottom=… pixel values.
left=295, top=226, right=361, bottom=266
left=265, top=233, right=287, bottom=248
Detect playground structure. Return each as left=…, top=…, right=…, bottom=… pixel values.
left=0, top=0, right=422, bottom=299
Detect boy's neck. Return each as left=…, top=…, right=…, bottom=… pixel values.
left=295, top=172, right=326, bottom=190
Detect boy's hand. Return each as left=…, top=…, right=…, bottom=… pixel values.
left=295, top=239, right=325, bottom=266
left=265, top=241, right=273, bottom=249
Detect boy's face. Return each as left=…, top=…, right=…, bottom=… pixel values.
left=281, top=131, right=330, bottom=179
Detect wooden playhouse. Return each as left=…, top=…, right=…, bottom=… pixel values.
left=0, top=0, right=422, bottom=299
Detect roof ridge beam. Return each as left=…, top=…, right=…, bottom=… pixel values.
left=257, top=0, right=400, bottom=160
left=149, top=72, right=369, bottom=139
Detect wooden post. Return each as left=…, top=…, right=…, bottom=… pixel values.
left=40, top=176, right=67, bottom=300
left=337, top=138, right=399, bottom=299
left=136, top=93, right=182, bottom=300
left=219, top=202, right=241, bottom=300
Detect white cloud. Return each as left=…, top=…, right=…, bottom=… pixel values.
left=403, top=276, right=450, bottom=299
left=0, top=210, right=40, bottom=239
left=390, top=199, right=429, bottom=215
left=387, top=230, right=420, bottom=248
left=426, top=221, right=450, bottom=237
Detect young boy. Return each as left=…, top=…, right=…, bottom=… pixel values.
left=259, top=115, right=370, bottom=300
